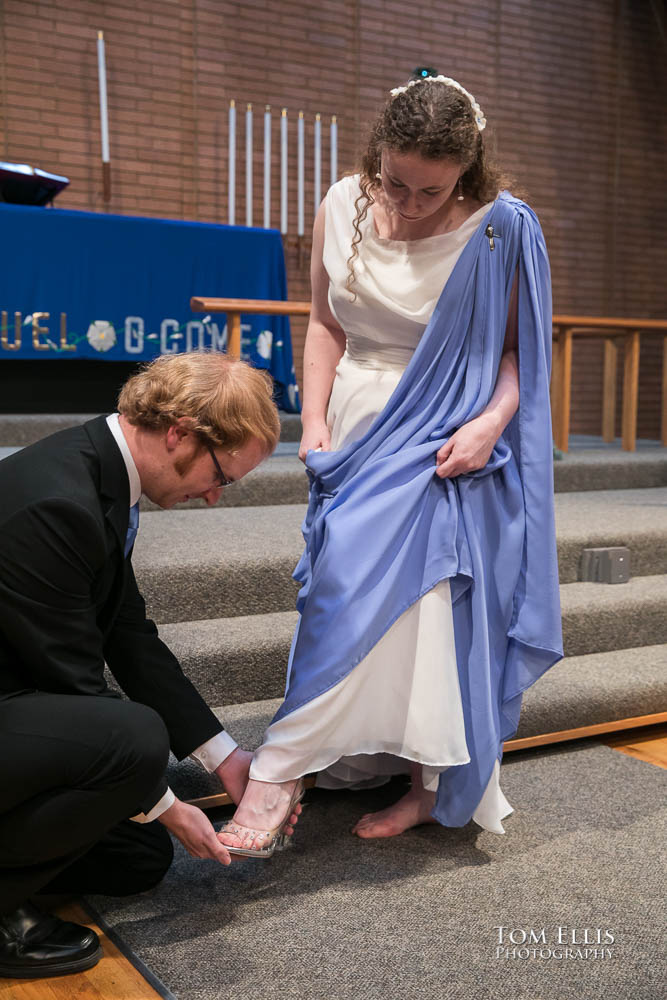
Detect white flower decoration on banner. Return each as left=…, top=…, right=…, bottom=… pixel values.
left=389, top=75, right=486, bottom=132
left=256, top=330, right=273, bottom=360
left=86, top=320, right=117, bottom=352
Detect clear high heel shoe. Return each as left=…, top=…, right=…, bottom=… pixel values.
left=218, top=779, right=305, bottom=859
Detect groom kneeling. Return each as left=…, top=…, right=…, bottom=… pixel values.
left=0, top=353, right=288, bottom=979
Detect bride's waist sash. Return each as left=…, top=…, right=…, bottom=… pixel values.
left=342, top=338, right=415, bottom=372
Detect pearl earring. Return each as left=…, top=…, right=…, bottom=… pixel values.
left=457, top=179, right=464, bottom=201
left=375, top=172, right=382, bottom=180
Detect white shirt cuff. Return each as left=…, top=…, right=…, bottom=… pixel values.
left=130, top=787, right=176, bottom=824
left=189, top=730, right=238, bottom=773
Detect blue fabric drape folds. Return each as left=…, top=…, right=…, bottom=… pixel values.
left=274, top=192, right=564, bottom=827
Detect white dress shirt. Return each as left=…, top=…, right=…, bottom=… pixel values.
left=106, top=414, right=238, bottom=822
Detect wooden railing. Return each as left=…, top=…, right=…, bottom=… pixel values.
left=551, top=315, right=667, bottom=452
left=191, top=299, right=667, bottom=452
left=190, top=297, right=311, bottom=359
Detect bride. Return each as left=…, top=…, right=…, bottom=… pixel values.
left=218, top=70, right=563, bottom=857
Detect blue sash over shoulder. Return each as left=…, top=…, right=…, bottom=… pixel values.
left=274, top=192, right=564, bottom=827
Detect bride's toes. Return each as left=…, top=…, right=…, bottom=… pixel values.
left=217, top=827, right=245, bottom=849
left=218, top=823, right=264, bottom=851
left=351, top=813, right=373, bottom=832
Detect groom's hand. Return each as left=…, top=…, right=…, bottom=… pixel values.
left=158, top=797, right=231, bottom=865
left=214, top=747, right=253, bottom=805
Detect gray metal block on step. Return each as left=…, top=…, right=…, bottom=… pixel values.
left=555, top=487, right=667, bottom=581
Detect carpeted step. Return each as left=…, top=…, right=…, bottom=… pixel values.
left=2, top=414, right=666, bottom=500
left=140, top=449, right=667, bottom=509
left=141, top=452, right=308, bottom=509
left=2, top=412, right=667, bottom=495
left=5, top=447, right=666, bottom=508
left=558, top=573, right=667, bottom=656
left=276, top=412, right=301, bottom=441
left=158, top=610, right=299, bottom=706
left=553, top=446, right=667, bottom=492
left=0, top=410, right=301, bottom=446
left=0, top=413, right=100, bottom=446
left=134, top=505, right=303, bottom=623
left=134, top=489, right=667, bottom=624
left=156, top=576, right=667, bottom=710
left=512, top=642, right=667, bottom=739
left=165, top=642, right=667, bottom=803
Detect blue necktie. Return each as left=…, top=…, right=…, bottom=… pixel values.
left=124, top=501, right=140, bottom=557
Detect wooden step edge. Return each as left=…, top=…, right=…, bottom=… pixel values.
left=504, top=711, right=667, bottom=752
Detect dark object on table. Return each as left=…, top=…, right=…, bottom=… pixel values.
left=0, top=161, right=70, bottom=206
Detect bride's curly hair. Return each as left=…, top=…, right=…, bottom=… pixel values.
left=347, top=78, right=512, bottom=296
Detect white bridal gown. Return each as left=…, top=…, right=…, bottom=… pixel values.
left=250, top=175, right=514, bottom=833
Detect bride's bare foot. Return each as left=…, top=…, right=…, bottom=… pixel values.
left=217, top=777, right=302, bottom=852
left=351, top=787, right=437, bottom=838
left=351, top=763, right=437, bottom=839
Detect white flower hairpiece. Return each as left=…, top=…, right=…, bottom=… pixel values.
left=389, top=75, right=486, bottom=132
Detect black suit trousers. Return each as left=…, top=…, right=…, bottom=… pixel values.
left=0, top=692, right=174, bottom=913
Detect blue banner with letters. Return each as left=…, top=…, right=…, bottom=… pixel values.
left=0, top=203, right=300, bottom=412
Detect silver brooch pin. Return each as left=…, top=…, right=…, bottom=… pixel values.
left=485, top=224, right=501, bottom=251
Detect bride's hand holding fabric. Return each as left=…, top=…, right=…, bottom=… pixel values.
left=298, top=419, right=331, bottom=462
left=435, top=412, right=500, bottom=478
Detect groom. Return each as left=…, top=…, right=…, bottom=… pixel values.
left=0, top=353, right=283, bottom=979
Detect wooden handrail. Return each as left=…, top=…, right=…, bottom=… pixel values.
left=190, top=297, right=311, bottom=358
left=551, top=315, right=667, bottom=331
left=190, top=297, right=312, bottom=315
left=191, top=298, right=667, bottom=449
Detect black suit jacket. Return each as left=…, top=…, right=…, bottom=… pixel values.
left=0, top=416, right=224, bottom=806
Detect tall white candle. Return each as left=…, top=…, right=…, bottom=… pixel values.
left=297, top=111, right=305, bottom=236
left=314, top=112, right=321, bottom=213
left=96, top=31, right=110, bottom=162
left=330, top=115, right=338, bottom=187
left=280, top=108, right=288, bottom=235
left=263, top=105, right=271, bottom=229
left=245, top=103, right=253, bottom=227
left=228, top=99, right=236, bottom=225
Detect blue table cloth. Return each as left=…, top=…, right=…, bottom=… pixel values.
left=0, top=203, right=300, bottom=412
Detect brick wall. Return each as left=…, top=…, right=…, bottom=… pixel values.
left=1, top=0, right=665, bottom=437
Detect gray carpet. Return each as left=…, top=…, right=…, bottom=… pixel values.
left=87, top=742, right=666, bottom=1000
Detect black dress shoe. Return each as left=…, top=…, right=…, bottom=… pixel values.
left=0, top=902, right=102, bottom=978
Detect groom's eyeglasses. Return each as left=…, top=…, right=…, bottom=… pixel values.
left=205, top=441, right=235, bottom=489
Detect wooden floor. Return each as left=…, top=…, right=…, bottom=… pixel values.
left=1, top=723, right=666, bottom=1000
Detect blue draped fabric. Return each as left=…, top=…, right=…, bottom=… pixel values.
left=273, top=191, right=564, bottom=827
